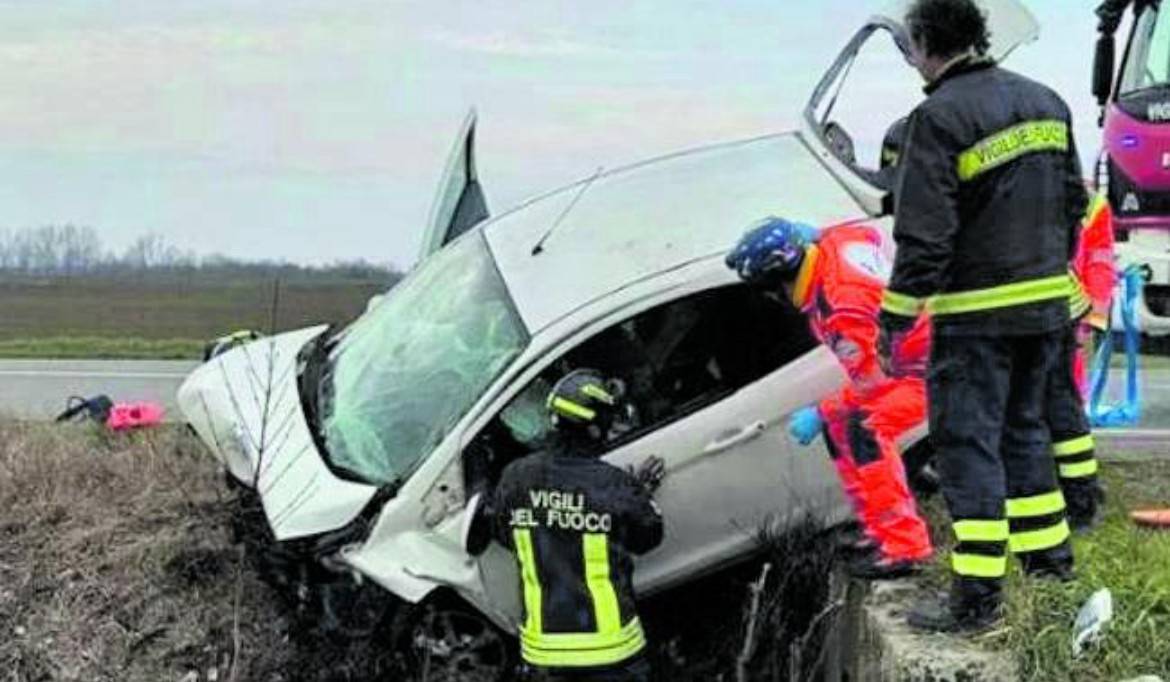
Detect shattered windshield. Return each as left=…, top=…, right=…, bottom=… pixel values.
left=1120, top=6, right=1170, bottom=96
left=318, top=232, right=528, bottom=485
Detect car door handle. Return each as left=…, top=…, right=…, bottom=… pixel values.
left=703, top=421, right=767, bottom=455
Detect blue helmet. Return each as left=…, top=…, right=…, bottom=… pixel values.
left=725, top=217, right=820, bottom=284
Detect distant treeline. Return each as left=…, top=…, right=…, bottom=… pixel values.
left=0, top=225, right=402, bottom=284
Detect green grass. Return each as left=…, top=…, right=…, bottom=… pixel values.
left=0, top=337, right=204, bottom=360
left=993, top=460, right=1170, bottom=681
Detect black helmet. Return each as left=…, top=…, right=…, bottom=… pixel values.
left=546, top=369, right=624, bottom=440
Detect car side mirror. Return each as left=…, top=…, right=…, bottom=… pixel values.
left=1093, top=34, right=1115, bottom=114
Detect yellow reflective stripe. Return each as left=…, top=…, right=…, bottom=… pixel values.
left=790, top=244, right=821, bottom=308
left=927, top=274, right=1072, bottom=316
left=514, top=529, right=543, bottom=636
left=580, top=384, right=615, bottom=405
left=522, top=623, right=646, bottom=667
left=1060, top=459, right=1100, bottom=479
left=952, top=553, right=1007, bottom=578
left=954, top=519, right=1009, bottom=542
left=520, top=616, right=644, bottom=653
left=1053, top=435, right=1094, bottom=458
left=583, top=534, right=621, bottom=634
left=518, top=533, right=647, bottom=668
left=1006, top=490, right=1066, bottom=518
left=957, top=119, right=1069, bottom=182
left=1009, top=520, right=1071, bottom=553
left=1070, top=293, right=1091, bottom=319
left=1085, top=192, right=1109, bottom=225
left=881, top=289, right=925, bottom=317
left=551, top=397, right=596, bottom=421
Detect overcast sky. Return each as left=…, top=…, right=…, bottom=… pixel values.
left=0, top=1, right=1105, bottom=268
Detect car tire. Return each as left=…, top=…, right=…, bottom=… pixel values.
left=388, top=595, right=516, bottom=682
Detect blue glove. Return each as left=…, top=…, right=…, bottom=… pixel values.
left=788, top=406, right=823, bottom=446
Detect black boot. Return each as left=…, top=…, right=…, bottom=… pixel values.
left=1019, top=543, right=1076, bottom=582
left=1064, top=478, right=1106, bottom=533
left=834, top=524, right=878, bottom=559
left=909, top=462, right=942, bottom=498
left=847, top=553, right=928, bottom=580
left=907, top=578, right=1004, bottom=634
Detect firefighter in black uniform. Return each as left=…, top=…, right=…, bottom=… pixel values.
left=471, top=369, right=665, bottom=681
left=877, top=0, right=1088, bottom=632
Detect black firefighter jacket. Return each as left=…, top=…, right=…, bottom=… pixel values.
left=487, top=443, right=663, bottom=670
left=880, top=58, right=1089, bottom=337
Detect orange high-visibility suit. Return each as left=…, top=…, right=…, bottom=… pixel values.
left=1072, top=194, right=1117, bottom=395
left=794, top=223, right=933, bottom=562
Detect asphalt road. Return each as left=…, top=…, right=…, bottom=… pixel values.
left=1100, top=367, right=1170, bottom=429
left=1, top=360, right=1169, bottom=429
left=0, top=359, right=200, bottom=421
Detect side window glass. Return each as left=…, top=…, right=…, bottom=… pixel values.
left=464, top=284, right=816, bottom=490
left=815, top=29, right=922, bottom=177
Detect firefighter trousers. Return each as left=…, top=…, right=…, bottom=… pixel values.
left=928, top=330, right=1074, bottom=606
left=524, top=656, right=652, bottom=682
left=824, top=380, right=933, bottom=563
left=1047, top=324, right=1102, bottom=525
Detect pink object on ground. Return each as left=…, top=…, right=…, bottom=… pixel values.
left=106, top=402, right=165, bottom=431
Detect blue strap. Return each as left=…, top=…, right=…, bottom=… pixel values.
left=1089, top=266, right=1143, bottom=428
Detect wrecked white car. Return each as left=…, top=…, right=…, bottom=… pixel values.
left=178, top=1, right=1038, bottom=678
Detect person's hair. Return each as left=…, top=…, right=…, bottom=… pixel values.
left=906, top=0, right=991, bottom=59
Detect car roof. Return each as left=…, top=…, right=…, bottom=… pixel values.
left=483, top=132, right=863, bottom=334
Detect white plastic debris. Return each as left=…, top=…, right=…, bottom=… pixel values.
left=1072, top=588, right=1113, bottom=658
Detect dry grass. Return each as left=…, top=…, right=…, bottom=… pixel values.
left=0, top=422, right=293, bottom=682
left=0, top=420, right=852, bottom=682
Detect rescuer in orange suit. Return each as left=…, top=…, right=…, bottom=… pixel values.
left=1054, top=194, right=1116, bottom=530
left=1072, top=194, right=1116, bottom=394
left=727, top=217, right=934, bottom=579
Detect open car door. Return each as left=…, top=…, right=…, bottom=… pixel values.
left=878, top=0, right=1040, bottom=62
left=417, top=110, right=491, bottom=263
left=801, top=0, right=1040, bottom=217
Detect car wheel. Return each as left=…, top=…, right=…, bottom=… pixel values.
left=391, top=598, right=515, bottom=682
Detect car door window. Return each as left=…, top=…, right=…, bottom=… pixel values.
left=464, top=284, right=817, bottom=491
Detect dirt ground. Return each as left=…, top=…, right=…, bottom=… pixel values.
left=0, top=423, right=317, bottom=681
left=0, top=422, right=840, bottom=682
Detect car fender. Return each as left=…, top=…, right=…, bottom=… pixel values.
left=342, top=528, right=481, bottom=605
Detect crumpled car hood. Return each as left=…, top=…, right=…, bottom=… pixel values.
left=177, top=325, right=378, bottom=540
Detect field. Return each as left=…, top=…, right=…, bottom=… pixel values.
left=0, top=276, right=388, bottom=359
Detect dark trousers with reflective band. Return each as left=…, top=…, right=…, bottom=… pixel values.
left=928, top=330, right=1073, bottom=604
left=524, top=656, right=652, bottom=682
left=1047, top=325, right=1101, bottom=517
